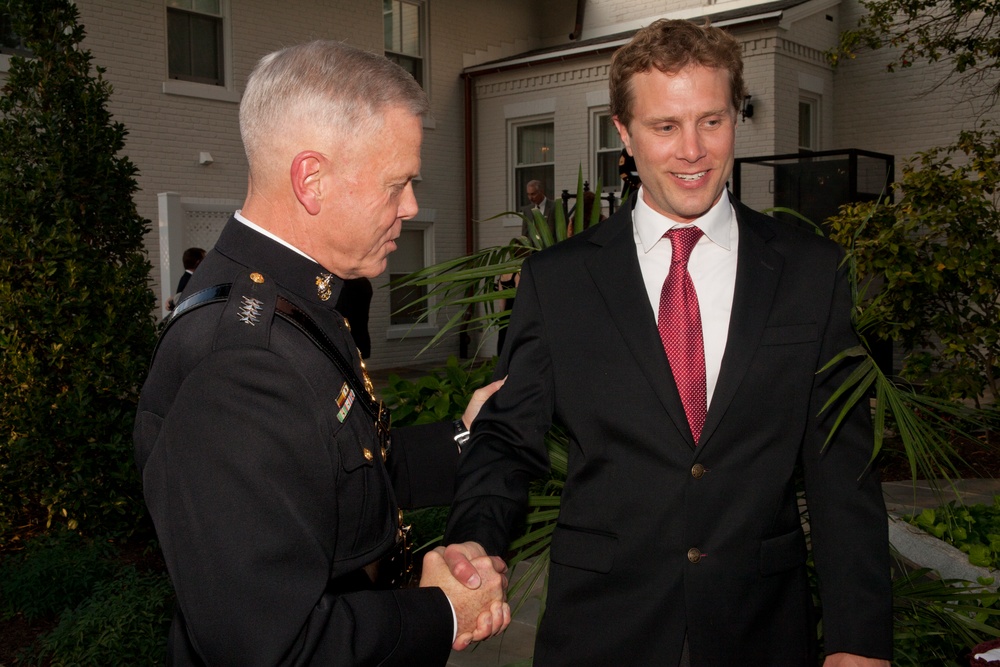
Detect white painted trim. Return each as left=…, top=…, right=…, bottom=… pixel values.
left=586, top=89, right=610, bottom=108
left=162, top=79, right=240, bottom=103
left=504, top=98, right=556, bottom=119
left=799, top=72, right=825, bottom=95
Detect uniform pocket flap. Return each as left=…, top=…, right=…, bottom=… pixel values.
left=340, top=435, right=376, bottom=472
left=760, top=323, right=817, bottom=346
left=759, top=528, right=807, bottom=576
left=550, top=524, right=618, bottom=574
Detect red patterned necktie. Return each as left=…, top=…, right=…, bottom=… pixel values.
left=658, top=226, right=707, bottom=443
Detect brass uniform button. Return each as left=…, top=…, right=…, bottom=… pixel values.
left=687, top=548, right=703, bottom=564
left=363, top=448, right=373, bottom=461
left=691, top=463, right=706, bottom=479
left=250, top=272, right=264, bottom=284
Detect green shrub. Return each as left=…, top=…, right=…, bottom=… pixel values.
left=0, top=530, right=117, bottom=622
left=31, top=566, right=173, bottom=666
left=0, top=0, right=158, bottom=542
left=381, top=355, right=496, bottom=427
left=827, top=126, right=1000, bottom=403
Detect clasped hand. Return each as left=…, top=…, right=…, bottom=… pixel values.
left=420, top=541, right=511, bottom=651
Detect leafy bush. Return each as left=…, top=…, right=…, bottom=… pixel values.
left=909, top=497, right=1000, bottom=569
left=827, top=126, right=1000, bottom=403
left=31, top=566, right=173, bottom=666
left=381, top=355, right=496, bottom=427
left=0, top=0, right=158, bottom=542
left=0, top=530, right=117, bottom=622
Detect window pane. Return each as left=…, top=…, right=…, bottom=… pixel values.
left=597, top=114, right=622, bottom=151
left=596, top=152, right=620, bottom=192
left=517, top=123, right=554, bottom=166
left=386, top=53, right=422, bottom=86
left=167, top=11, right=192, bottom=79
left=799, top=101, right=813, bottom=149
left=389, top=228, right=427, bottom=325
left=384, top=0, right=421, bottom=57
left=192, top=0, right=221, bottom=15
left=167, top=7, right=223, bottom=85
left=190, top=13, right=222, bottom=83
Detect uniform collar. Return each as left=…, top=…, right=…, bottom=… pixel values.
left=214, top=216, right=345, bottom=307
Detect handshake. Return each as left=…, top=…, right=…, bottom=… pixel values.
left=420, top=541, right=512, bottom=651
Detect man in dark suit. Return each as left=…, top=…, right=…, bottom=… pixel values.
left=165, top=247, right=205, bottom=311
left=445, top=19, right=892, bottom=667
left=519, top=179, right=558, bottom=242
left=135, top=40, right=510, bottom=666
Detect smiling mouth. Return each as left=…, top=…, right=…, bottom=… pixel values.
left=675, top=171, right=708, bottom=182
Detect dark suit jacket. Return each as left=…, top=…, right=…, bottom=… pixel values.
left=135, top=218, right=459, bottom=666
left=446, top=194, right=892, bottom=666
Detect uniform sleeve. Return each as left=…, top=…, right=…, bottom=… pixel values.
left=138, top=346, right=453, bottom=666
left=801, top=257, right=894, bottom=660
left=445, top=260, right=554, bottom=556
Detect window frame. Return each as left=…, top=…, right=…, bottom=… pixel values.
left=383, top=0, right=427, bottom=92
left=592, top=108, right=624, bottom=196
left=162, top=0, right=238, bottom=103
left=509, top=116, right=556, bottom=214
left=386, top=218, right=437, bottom=337
left=798, top=95, right=819, bottom=153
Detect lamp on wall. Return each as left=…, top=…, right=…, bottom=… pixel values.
left=740, top=95, right=754, bottom=122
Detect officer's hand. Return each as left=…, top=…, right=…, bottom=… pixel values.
left=420, top=548, right=509, bottom=650
left=460, top=378, right=506, bottom=430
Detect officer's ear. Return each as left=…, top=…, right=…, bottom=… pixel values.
left=290, top=151, right=324, bottom=216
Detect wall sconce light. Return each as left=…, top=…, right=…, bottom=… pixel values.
left=740, top=95, right=754, bottom=122
left=198, top=151, right=214, bottom=165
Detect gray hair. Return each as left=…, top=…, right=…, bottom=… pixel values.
left=240, top=40, right=429, bottom=170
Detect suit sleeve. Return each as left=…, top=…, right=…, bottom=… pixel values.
left=388, top=421, right=459, bottom=509
left=445, top=260, right=554, bottom=556
left=801, top=256, right=893, bottom=659
left=138, top=346, right=452, bottom=666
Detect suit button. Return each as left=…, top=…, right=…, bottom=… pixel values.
left=687, top=548, right=703, bottom=563
left=691, top=463, right=706, bottom=479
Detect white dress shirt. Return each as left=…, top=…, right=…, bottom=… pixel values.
left=632, top=188, right=739, bottom=409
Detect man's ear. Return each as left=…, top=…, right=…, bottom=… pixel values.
left=290, top=151, right=324, bottom=216
left=612, top=116, right=633, bottom=156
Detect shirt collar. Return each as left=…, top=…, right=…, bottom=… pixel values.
left=633, top=187, right=734, bottom=254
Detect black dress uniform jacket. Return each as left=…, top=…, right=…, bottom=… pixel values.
left=135, top=218, right=459, bottom=666
left=445, top=194, right=893, bottom=666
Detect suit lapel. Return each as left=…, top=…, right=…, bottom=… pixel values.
left=699, top=199, right=782, bottom=447
left=584, top=203, right=694, bottom=447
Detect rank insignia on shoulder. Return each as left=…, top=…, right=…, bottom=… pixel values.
left=237, top=296, right=264, bottom=326
left=316, top=273, right=334, bottom=301
left=336, top=382, right=355, bottom=422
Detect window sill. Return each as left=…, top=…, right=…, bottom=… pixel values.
left=162, top=79, right=241, bottom=103
left=386, top=323, right=439, bottom=340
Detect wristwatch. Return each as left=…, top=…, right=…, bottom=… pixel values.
left=452, top=419, right=471, bottom=453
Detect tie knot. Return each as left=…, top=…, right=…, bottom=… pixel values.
left=666, top=226, right=703, bottom=265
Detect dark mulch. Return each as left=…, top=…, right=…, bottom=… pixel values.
left=879, top=432, right=1000, bottom=483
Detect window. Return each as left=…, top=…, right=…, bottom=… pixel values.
left=389, top=226, right=430, bottom=326
left=513, top=121, right=555, bottom=209
left=167, top=0, right=224, bottom=86
left=798, top=98, right=818, bottom=152
left=384, top=0, right=424, bottom=87
left=593, top=111, right=623, bottom=193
